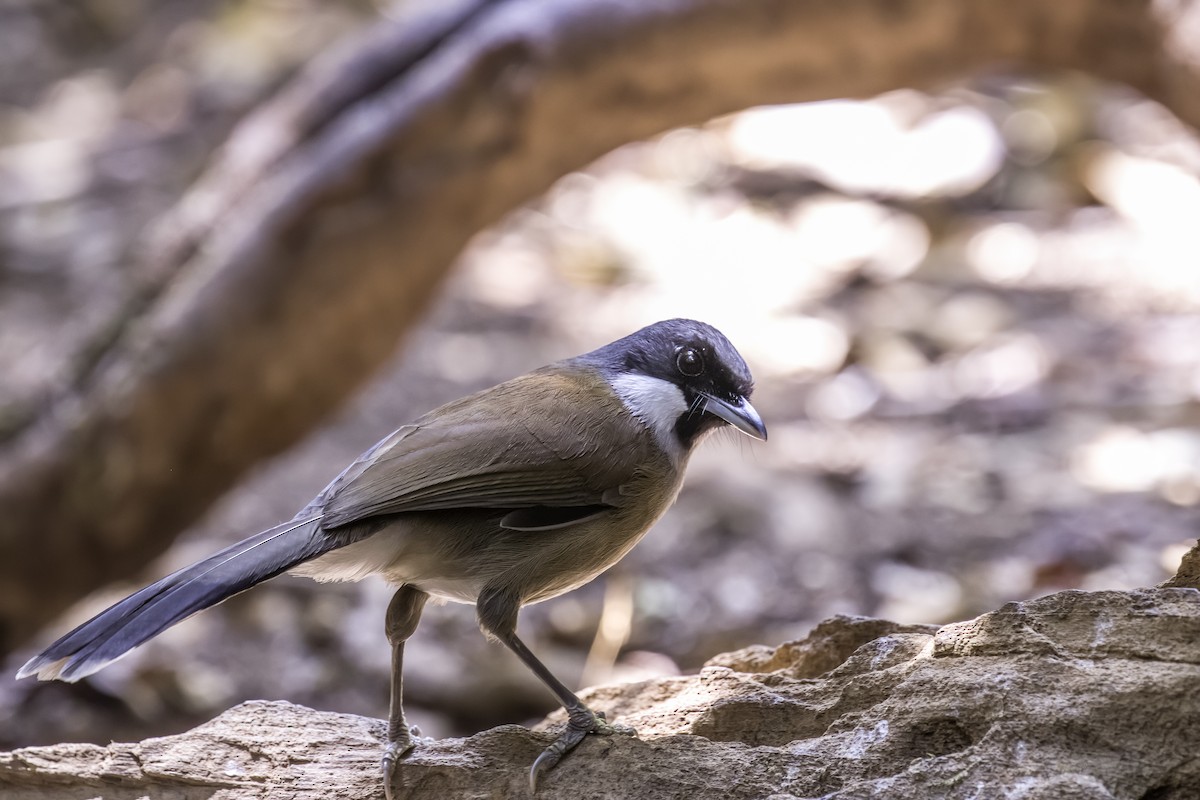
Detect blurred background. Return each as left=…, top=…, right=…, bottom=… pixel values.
left=3, top=0, right=1200, bottom=750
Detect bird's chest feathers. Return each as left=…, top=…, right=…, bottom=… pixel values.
left=608, top=373, right=689, bottom=461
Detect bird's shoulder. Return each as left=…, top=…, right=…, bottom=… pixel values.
left=317, top=363, right=661, bottom=528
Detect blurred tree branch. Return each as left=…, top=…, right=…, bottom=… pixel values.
left=2, top=0, right=1199, bottom=656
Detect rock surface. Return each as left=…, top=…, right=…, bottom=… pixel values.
left=3, top=588, right=1198, bottom=799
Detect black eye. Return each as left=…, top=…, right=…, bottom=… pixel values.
left=676, top=347, right=704, bottom=377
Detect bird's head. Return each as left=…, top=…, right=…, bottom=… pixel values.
left=585, top=318, right=767, bottom=453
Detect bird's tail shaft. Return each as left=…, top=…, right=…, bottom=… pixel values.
left=17, top=516, right=330, bottom=682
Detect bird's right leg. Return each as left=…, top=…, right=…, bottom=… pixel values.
left=381, top=584, right=429, bottom=800
left=477, top=586, right=637, bottom=792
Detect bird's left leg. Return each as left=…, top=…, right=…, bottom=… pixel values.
left=477, top=586, right=636, bottom=792
left=382, top=584, right=429, bottom=800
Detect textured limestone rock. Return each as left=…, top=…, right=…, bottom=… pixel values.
left=2, top=588, right=1198, bottom=799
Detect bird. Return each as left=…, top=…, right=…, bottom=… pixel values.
left=17, top=318, right=767, bottom=795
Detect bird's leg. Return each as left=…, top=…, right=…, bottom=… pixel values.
left=381, top=585, right=428, bottom=800
left=502, top=630, right=637, bottom=788
left=477, top=587, right=636, bottom=792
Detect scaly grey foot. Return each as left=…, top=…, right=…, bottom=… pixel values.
left=382, top=726, right=428, bottom=800
left=529, top=709, right=636, bottom=792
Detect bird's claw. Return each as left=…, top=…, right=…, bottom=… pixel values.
left=528, top=709, right=637, bottom=792
left=382, top=726, right=427, bottom=800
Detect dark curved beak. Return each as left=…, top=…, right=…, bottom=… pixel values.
left=702, top=394, right=768, bottom=441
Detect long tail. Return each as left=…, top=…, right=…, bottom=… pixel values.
left=17, top=516, right=331, bottom=682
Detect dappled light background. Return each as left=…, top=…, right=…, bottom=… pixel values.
left=4, top=0, right=1200, bottom=751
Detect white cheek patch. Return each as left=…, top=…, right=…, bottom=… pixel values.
left=610, top=373, right=688, bottom=458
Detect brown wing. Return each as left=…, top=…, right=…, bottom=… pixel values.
left=319, top=366, right=650, bottom=529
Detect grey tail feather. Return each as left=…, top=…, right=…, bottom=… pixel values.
left=17, top=516, right=331, bottom=683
